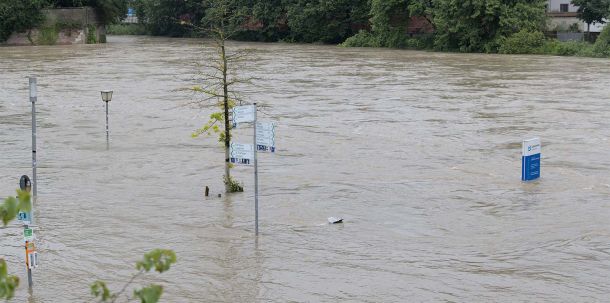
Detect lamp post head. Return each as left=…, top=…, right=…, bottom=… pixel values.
left=101, top=90, right=113, bottom=103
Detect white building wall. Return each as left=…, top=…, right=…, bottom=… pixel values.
left=548, top=0, right=578, bottom=12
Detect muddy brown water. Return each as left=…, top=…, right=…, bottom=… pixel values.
left=1, top=36, right=610, bottom=302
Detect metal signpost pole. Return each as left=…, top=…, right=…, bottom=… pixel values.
left=253, top=103, right=259, bottom=235
left=28, top=77, right=37, bottom=289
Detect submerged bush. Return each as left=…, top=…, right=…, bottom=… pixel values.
left=342, top=30, right=433, bottom=50
left=498, top=30, right=545, bottom=54
left=592, top=25, right=610, bottom=56
left=341, top=30, right=381, bottom=47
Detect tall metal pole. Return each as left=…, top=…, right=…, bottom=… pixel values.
left=105, top=101, right=109, bottom=149
left=28, top=77, right=37, bottom=289
left=253, top=103, right=259, bottom=235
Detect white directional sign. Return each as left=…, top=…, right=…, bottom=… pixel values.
left=256, top=122, right=276, bottom=152
left=230, top=143, right=254, bottom=165
left=231, top=105, right=255, bottom=128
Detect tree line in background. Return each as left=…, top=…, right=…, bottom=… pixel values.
left=124, top=0, right=610, bottom=55
left=3, top=0, right=610, bottom=55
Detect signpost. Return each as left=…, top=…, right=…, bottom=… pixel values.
left=231, top=105, right=255, bottom=128
left=230, top=104, right=277, bottom=236
left=522, top=138, right=541, bottom=182
left=256, top=122, right=276, bottom=152
left=24, top=228, right=34, bottom=242
left=230, top=143, right=254, bottom=165
left=27, top=77, right=38, bottom=289
left=18, top=210, right=32, bottom=226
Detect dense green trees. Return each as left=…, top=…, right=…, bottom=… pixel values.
left=433, top=0, right=547, bottom=52
left=54, top=0, right=128, bottom=23
left=0, top=0, right=48, bottom=42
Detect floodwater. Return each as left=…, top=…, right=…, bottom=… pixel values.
left=1, top=36, right=610, bottom=302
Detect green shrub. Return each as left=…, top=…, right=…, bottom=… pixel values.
left=107, top=23, right=148, bottom=35
left=341, top=30, right=381, bottom=47
left=86, top=24, right=97, bottom=44
left=0, top=0, right=47, bottom=43
left=592, top=25, right=610, bottom=56
left=539, top=40, right=584, bottom=56
left=37, top=26, right=58, bottom=45
left=224, top=175, right=243, bottom=193
left=498, top=30, right=545, bottom=54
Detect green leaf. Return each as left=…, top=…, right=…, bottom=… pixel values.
left=17, top=189, right=31, bottom=212
left=90, top=280, right=113, bottom=301
left=136, top=249, right=177, bottom=273
left=0, top=259, right=20, bottom=300
left=134, top=284, right=163, bottom=303
left=1, top=196, right=19, bottom=226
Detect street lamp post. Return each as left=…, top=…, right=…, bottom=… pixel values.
left=100, top=91, right=113, bottom=148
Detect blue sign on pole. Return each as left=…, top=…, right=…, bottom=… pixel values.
left=18, top=211, right=32, bottom=225
left=522, top=138, right=541, bottom=181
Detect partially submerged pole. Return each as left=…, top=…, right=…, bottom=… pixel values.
left=253, top=103, right=259, bottom=236
left=100, top=91, right=113, bottom=149
left=28, top=77, right=37, bottom=289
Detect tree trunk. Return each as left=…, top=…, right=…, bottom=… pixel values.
left=221, top=37, right=231, bottom=193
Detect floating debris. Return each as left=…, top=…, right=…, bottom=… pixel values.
left=328, top=217, right=343, bottom=224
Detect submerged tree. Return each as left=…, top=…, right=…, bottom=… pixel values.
left=192, top=0, right=251, bottom=193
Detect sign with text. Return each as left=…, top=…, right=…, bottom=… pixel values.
left=18, top=211, right=31, bottom=225
left=231, top=105, right=255, bottom=128
left=24, top=228, right=34, bottom=242
left=256, top=121, right=276, bottom=152
left=230, top=143, right=254, bottom=165
left=522, top=138, right=541, bottom=181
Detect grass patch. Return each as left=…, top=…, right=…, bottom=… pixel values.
left=37, top=26, right=58, bottom=45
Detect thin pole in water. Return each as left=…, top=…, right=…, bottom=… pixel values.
left=253, top=103, right=259, bottom=236
left=105, top=101, right=109, bottom=149
left=28, top=77, right=37, bottom=289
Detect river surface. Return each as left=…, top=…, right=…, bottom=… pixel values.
left=1, top=36, right=610, bottom=302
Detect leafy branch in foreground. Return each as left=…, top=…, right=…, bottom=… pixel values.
left=90, top=249, right=177, bottom=303
left=0, top=190, right=31, bottom=300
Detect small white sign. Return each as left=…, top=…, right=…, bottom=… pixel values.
left=230, top=143, right=254, bottom=165
left=256, top=122, right=276, bottom=152
left=231, top=105, right=255, bottom=127
left=522, top=138, right=541, bottom=157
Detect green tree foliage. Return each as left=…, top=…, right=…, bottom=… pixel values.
left=131, top=0, right=205, bottom=36
left=0, top=0, right=48, bottom=42
left=0, top=190, right=31, bottom=300
left=284, top=0, right=370, bottom=43
left=54, top=0, right=128, bottom=24
left=239, top=0, right=287, bottom=41
left=0, top=260, right=20, bottom=301
left=433, top=0, right=547, bottom=52
left=593, top=22, right=610, bottom=55
left=498, top=29, right=545, bottom=54
left=571, top=0, right=610, bottom=37
left=90, top=249, right=176, bottom=303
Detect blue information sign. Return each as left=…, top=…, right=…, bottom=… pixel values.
left=522, top=138, right=541, bottom=181
left=18, top=211, right=32, bottom=225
